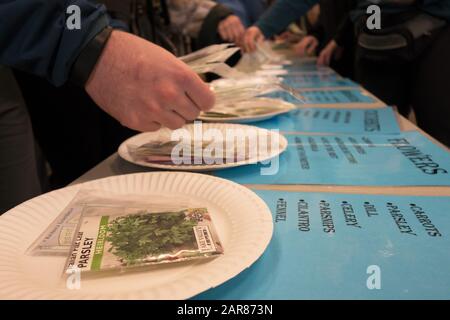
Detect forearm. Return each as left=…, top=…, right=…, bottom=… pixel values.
left=0, top=0, right=110, bottom=86
left=255, top=0, right=319, bottom=37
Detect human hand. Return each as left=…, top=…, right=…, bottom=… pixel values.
left=85, top=31, right=215, bottom=132
left=294, top=35, right=319, bottom=57
left=218, top=15, right=245, bottom=45
left=242, top=26, right=265, bottom=53
left=317, top=40, right=342, bottom=66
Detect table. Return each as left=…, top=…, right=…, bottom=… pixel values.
left=71, top=113, right=450, bottom=197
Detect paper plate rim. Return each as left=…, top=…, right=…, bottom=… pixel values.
left=0, top=172, right=274, bottom=300
left=118, top=123, right=288, bottom=171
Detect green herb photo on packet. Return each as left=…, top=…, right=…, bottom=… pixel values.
left=65, top=206, right=223, bottom=273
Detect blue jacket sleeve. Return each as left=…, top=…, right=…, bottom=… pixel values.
left=255, top=0, right=320, bottom=37
left=216, top=0, right=250, bottom=26
left=0, top=0, right=110, bottom=86
left=217, top=0, right=268, bottom=27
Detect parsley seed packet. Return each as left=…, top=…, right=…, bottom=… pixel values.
left=65, top=206, right=223, bottom=274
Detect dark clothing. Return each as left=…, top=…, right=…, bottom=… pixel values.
left=308, top=0, right=357, bottom=78
left=350, top=0, right=450, bottom=23
left=197, top=4, right=234, bottom=49
left=13, top=70, right=136, bottom=188
left=355, top=25, right=450, bottom=147
left=254, top=0, right=450, bottom=146
left=0, top=66, right=42, bottom=214
left=309, top=0, right=357, bottom=46
left=0, top=0, right=109, bottom=86
left=256, top=0, right=450, bottom=38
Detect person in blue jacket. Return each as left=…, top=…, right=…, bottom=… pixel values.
left=242, top=0, right=450, bottom=147
left=0, top=0, right=215, bottom=129
left=0, top=0, right=215, bottom=213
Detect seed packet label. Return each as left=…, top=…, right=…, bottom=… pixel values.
left=194, top=226, right=216, bottom=253
left=263, top=89, right=377, bottom=104
left=196, top=191, right=450, bottom=299
left=28, top=205, right=84, bottom=254
left=65, top=207, right=223, bottom=273
left=215, top=131, right=450, bottom=186
left=283, top=77, right=359, bottom=89
left=67, top=215, right=103, bottom=271
left=254, top=107, right=400, bottom=134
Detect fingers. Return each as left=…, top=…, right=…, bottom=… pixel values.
left=183, top=72, right=215, bottom=111
left=219, top=16, right=245, bottom=43
left=243, top=32, right=253, bottom=53
left=317, top=41, right=337, bottom=66
left=243, top=27, right=263, bottom=53
left=138, top=121, right=162, bottom=132
left=297, top=41, right=310, bottom=56
left=171, top=93, right=201, bottom=121
left=325, top=51, right=332, bottom=65
left=218, top=21, right=231, bottom=41
left=157, top=109, right=187, bottom=130
left=317, top=51, right=326, bottom=65
left=124, top=113, right=162, bottom=132
left=138, top=89, right=199, bottom=131
left=294, top=42, right=307, bottom=56
left=306, top=41, right=318, bottom=56
left=231, top=20, right=245, bottom=42
left=218, top=17, right=230, bottom=40
left=317, top=49, right=331, bottom=66
left=244, top=33, right=257, bottom=52
left=231, top=26, right=245, bottom=44
left=295, top=37, right=318, bottom=57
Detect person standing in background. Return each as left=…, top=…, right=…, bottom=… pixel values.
left=294, top=0, right=357, bottom=78
left=242, top=0, right=450, bottom=147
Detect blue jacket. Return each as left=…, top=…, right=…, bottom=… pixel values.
left=216, top=0, right=268, bottom=27
left=256, top=0, right=450, bottom=38
left=0, top=0, right=110, bottom=86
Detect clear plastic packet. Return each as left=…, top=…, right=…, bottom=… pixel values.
left=178, top=43, right=234, bottom=64
left=235, top=42, right=290, bottom=73
left=27, top=190, right=199, bottom=256
left=187, top=47, right=241, bottom=68
left=64, top=205, right=223, bottom=275
left=255, top=69, right=290, bottom=76
left=189, top=62, right=246, bottom=78
left=210, top=76, right=306, bottom=104
left=200, top=97, right=295, bottom=119
left=127, top=139, right=255, bottom=165
left=255, top=42, right=286, bottom=63
left=211, top=76, right=282, bottom=100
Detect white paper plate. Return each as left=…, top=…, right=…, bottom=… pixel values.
left=0, top=172, right=273, bottom=300
left=198, top=98, right=295, bottom=124
left=118, top=123, right=288, bottom=171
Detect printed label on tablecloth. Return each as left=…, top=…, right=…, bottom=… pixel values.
left=195, top=191, right=450, bottom=299
left=254, top=107, right=400, bottom=134
left=283, top=76, right=359, bottom=89
left=263, top=89, right=377, bottom=105
left=215, top=131, right=450, bottom=186
left=283, top=64, right=335, bottom=72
